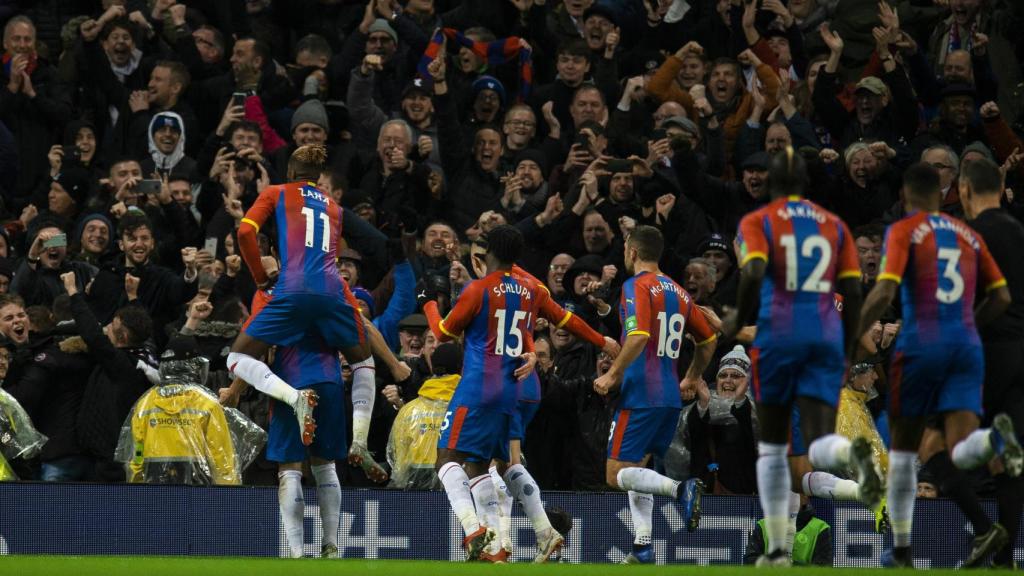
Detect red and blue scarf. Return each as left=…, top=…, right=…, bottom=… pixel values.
left=418, top=28, right=533, bottom=102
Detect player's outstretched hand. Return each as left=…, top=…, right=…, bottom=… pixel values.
left=514, top=352, right=537, bottom=381
left=601, top=336, right=621, bottom=359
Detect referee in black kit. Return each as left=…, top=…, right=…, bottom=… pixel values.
left=960, top=157, right=1024, bottom=569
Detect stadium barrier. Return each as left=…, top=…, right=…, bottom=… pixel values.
left=0, top=483, right=1018, bottom=567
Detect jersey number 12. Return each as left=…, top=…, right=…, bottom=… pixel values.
left=780, top=234, right=832, bottom=293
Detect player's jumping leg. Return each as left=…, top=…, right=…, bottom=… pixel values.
left=311, top=460, right=341, bottom=558
left=488, top=463, right=514, bottom=558
left=437, top=450, right=494, bottom=561
left=229, top=334, right=318, bottom=445
left=278, top=464, right=305, bottom=558
left=469, top=471, right=503, bottom=562
left=494, top=439, right=564, bottom=563
left=346, top=356, right=387, bottom=482
left=802, top=397, right=884, bottom=511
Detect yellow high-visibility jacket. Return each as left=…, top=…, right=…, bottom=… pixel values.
left=387, top=374, right=459, bottom=489
left=127, top=384, right=240, bottom=485
left=837, top=387, right=889, bottom=476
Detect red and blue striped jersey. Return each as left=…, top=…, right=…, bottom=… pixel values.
left=879, top=211, right=1006, bottom=349
left=240, top=181, right=344, bottom=295
left=737, top=196, right=860, bottom=348
left=250, top=290, right=340, bottom=388
left=430, top=269, right=546, bottom=413
left=618, top=271, right=715, bottom=409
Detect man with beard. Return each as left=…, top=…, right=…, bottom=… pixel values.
left=912, top=85, right=988, bottom=160
left=86, top=213, right=199, bottom=342
left=349, top=54, right=439, bottom=168
left=372, top=221, right=458, bottom=316
left=192, top=36, right=297, bottom=135
left=332, top=13, right=408, bottom=116
left=140, top=112, right=195, bottom=177
left=698, top=233, right=739, bottom=309
left=531, top=39, right=611, bottom=139
left=429, top=54, right=503, bottom=234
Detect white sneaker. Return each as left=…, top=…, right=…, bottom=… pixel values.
left=994, top=414, right=1023, bottom=477
left=755, top=551, right=792, bottom=567
left=851, top=436, right=883, bottom=511
left=292, top=389, right=318, bottom=446
left=320, top=543, right=338, bottom=558
left=533, top=528, right=564, bottom=563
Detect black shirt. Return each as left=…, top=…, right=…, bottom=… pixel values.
left=970, top=208, right=1024, bottom=341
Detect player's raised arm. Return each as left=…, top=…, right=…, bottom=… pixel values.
left=536, top=285, right=620, bottom=358
left=237, top=188, right=278, bottom=287
left=423, top=281, right=482, bottom=342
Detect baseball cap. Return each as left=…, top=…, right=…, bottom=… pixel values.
left=741, top=151, right=771, bottom=171
left=698, top=232, right=730, bottom=255
left=854, top=76, right=887, bottom=96
left=339, top=248, right=362, bottom=263
left=402, top=77, right=430, bottom=99
left=661, top=116, right=699, bottom=137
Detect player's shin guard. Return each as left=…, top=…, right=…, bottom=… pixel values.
left=278, top=469, right=305, bottom=558
left=807, top=433, right=852, bottom=471
left=615, top=467, right=680, bottom=498
left=627, top=491, right=654, bottom=546
left=952, top=429, right=997, bottom=470
left=756, top=442, right=790, bottom=554
left=228, top=352, right=299, bottom=405
left=506, top=464, right=553, bottom=534
left=311, top=463, right=341, bottom=550
left=350, top=357, right=376, bottom=447
left=489, top=465, right=514, bottom=551
left=470, top=474, right=501, bottom=553
left=438, top=462, right=480, bottom=536
left=802, top=471, right=860, bottom=500
left=888, top=451, right=917, bottom=548
left=784, top=492, right=800, bottom=556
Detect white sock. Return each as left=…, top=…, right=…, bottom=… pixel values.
left=505, top=464, right=552, bottom=533
left=490, top=465, right=513, bottom=550
left=470, top=474, right=501, bottom=553
left=808, top=433, right=852, bottom=472
left=228, top=351, right=299, bottom=405
left=888, top=450, right=917, bottom=548
left=802, top=471, right=860, bottom=500
left=757, top=442, right=791, bottom=554
left=350, top=357, right=376, bottom=446
left=627, top=491, right=654, bottom=546
left=951, top=429, right=996, bottom=470
left=438, top=462, right=479, bottom=536
left=784, top=492, right=800, bottom=555
left=615, top=467, right=680, bottom=498
left=278, top=469, right=305, bottom=558
left=311, top=463, right=341, bottom=549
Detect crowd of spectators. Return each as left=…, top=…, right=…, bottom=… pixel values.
left=0, top=0, right=1022, bottom=491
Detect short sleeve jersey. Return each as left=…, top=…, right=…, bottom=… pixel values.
left=878, top=211, right=1006, bottom=349
left=736, top=196, right=860, bottom=347
left=618, top=271, right=715, bottom=409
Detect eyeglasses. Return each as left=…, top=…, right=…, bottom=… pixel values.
left=549, top=264, right=570, bottom=272
left=506, top=120, right=535, bottom=128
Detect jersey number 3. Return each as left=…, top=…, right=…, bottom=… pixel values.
left=936, top=247, right=964, bottom=303
left=300, top=207, right=331, bottom=252
left=780, top=234, right=832, bottom=293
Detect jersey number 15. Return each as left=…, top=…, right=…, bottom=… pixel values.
left=494, top=309, right=532, bottom=357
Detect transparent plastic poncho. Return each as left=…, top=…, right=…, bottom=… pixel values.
left=115, top=359, right=266, bottom=486
left=0, top=387, right=48, bottom=481
left=386, top=395, right=449, bottom=490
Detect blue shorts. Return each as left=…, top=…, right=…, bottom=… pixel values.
left=751, top=340, right=844, bottom=408
left=267, top=382, right=346, bottom=463
left=509, top=401, right=539, bottom=441
left=437, top=405, right=510, bottom=463
left=790, top=405, right=806, bottom=457
left=889, top=344, right=984, bottom=418
left=244, top=291, right=364, bottom=349
left=607, top=407, right=680, bottom=462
